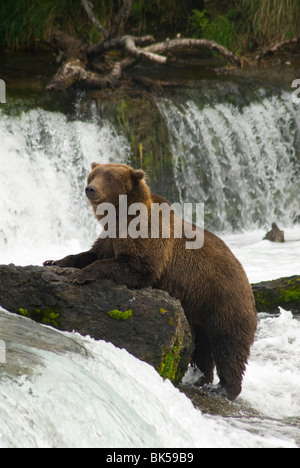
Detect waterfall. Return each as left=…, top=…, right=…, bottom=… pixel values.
left=0, top=104, right=130, bottom=264
left=158, top=89, right=300, bottom=232
left=1, top=87, right=299, bottom=265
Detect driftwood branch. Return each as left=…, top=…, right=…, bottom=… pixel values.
left=108, top=0, right=134, bottom=39
left=81, top=0, right=134, bottom=40
left=46, top=56, right=136, bottom=92
left=145, top=38, right=241, bottom=66
left=255, top=37, right=300, bottom=60
left=124, top=36, right=167, bottom=64
left=46, top=2, right=241, bottom=93
left=81, top=0, right=108, bottom=38
left=87, top=35, right=155, bottom=58
left=46, top=59, right=87, bottom=92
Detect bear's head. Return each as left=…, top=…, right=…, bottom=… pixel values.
left=85, top=162, right=149, bottom=215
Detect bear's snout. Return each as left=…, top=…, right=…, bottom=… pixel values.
left=85, top=185, right=98, bottom=199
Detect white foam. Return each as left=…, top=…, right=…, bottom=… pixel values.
left=0, top=315, right=297, bottom=448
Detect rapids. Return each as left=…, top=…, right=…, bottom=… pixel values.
left=0, top=74, right=299, bottom=447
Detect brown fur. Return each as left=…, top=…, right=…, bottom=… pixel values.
left=44, top=163, right=257, bottom=400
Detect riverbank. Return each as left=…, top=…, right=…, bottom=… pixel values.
left=1, top=49, right=300, bottom=96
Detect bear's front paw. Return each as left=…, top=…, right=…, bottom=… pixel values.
left=43, top=259, right=70, bottom=268
left=68, top=270, right=95, bottom=285
left=43, top=260, right=57, bottom=266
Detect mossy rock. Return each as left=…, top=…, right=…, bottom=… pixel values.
left=17, top=307, right=60, bottom=328
left=158, top=337, right=183, bottom=385
left=0, top=264, right=194, bottom=386
left=252, top=275, right=300, bottom=315
left=108, top=309, right=133, bottom=321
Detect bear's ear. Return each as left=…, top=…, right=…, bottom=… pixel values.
left=91, top=162, right=100, bottom=170
left=131, top=169, right=145, bottom=181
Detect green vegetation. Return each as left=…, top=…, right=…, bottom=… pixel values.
left=0, top=0, right=85, bottom=51
left=191, top=0, right=300, bottom=53
left=0, top=0, right=198, bottom=51
left=191, top=9, right=240, bottom=52
left=241, top=0, right=300, bottom=48
left=0, top=1, right=299, bottom=54
left=253, top=277, right=300, bottom=314
left=17, top=307, right=60, bottom=328
left=108, top=309, right=133, bottom=320
left=158, top=337, right=183, bottom=385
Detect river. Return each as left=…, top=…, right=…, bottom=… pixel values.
left=0, top=56, right=299, bottom=448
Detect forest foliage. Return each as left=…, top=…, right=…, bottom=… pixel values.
left=0, top=0, right=300, bottom=54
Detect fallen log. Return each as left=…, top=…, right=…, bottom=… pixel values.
left=255, top=37, right=300, bottom=60
left=45, top=0, right=241, bottom=93
left=46, top=29, right=241, bottom=92
left=0, top=264, right=193, bottom=385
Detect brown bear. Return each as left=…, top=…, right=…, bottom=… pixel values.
left=44, top=162, right=257, bottom=400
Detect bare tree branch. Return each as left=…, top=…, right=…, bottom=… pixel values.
left=46, top=30, right=138, bottom=92
left=46, top=15, right=242, bottom=94
left=144, top=38, right=241, bottom=67
left=87, top=36, right=241, bottom=68
left=89, top=36, right=166, bottom=64
left=124, top=36, right=167, bottom=64
left=87, top=35, right=155, bottom=58
left=81, top=0, right=108, bottom=38
left=108, top=0, right=134, bottom=39
left=109, top=57, right=136, bottom=82
left=46, top=58, right=114, bottom=91
left=255, top=37, right=300, bottom=60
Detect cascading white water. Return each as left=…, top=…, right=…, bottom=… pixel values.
left=1, top=306, right=299, bottom=448
left=0, top=104, right=130, bottom=265
left=158, top=89, right=300, bottom=231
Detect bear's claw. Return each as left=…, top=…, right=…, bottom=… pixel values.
left=43, top=260, right=56, bottom=266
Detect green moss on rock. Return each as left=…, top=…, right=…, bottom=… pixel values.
left=108, top=309, right=133, bottom=321
left=158, top=337, right=183, bottom=385
left=17, top=307, right=60, bottom=328
left=18, top=308, right=31, bottom=318
left=252, top=276, right=300, bottom=314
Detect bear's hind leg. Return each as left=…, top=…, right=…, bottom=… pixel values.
left=210, top=332, right=250, bottom=400
left=192, top=325, right=215, bottom=387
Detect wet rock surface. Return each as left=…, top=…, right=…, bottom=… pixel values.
left=0, top=264, right=193, bottom=384
left=252, top=275, right=300, bottom=315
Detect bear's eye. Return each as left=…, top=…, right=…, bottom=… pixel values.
left=106, top=173, right=113, bottom=183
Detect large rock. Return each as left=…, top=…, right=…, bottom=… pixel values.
left=252, top=275, right=300, bottom=315
left=263, top=223, right=285, bottom=243
left=0, top=264, right=193, bottom=384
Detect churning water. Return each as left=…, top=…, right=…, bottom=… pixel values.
left=0, top=85, right=299, bottom=448
left=0, top=306, right=299, bottom=449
